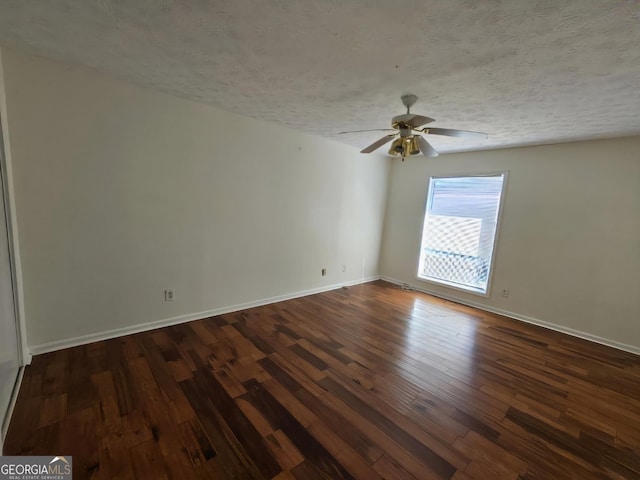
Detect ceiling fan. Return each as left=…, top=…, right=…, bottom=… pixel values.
left=338, top=94, right=488, bottom=159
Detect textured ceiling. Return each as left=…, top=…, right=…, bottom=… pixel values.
left=0, top=0, right=639, bottom=153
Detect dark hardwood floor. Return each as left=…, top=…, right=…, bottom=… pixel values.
left=4, top=280, right=640, bottom=479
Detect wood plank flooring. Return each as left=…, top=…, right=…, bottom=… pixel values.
left=4, top=280, right=640, bottom=479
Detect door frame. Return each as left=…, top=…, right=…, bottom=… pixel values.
left=0, top=46, right=28, bottom=451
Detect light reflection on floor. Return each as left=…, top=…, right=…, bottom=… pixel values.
left=405, top=296, right=479, bottom=376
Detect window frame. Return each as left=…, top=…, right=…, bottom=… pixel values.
left=415, top=170, right=509, bottom=297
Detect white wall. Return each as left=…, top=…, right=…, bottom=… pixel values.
left=380, top=137, right=640, bottom=351
left=0, top=46, right=390, bottom=351
left=4, top=44, right=639, bottom=356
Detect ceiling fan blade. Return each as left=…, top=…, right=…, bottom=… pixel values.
left=361, top=134, right=396, bottom=153
left=417, top=135, right=439, bottom=157
left=337, top=128, right=396, bottom=135
left=407, top=114, right=436, bottom=128
left=424, top=127, right=488, bottom=139
left=393, top=113, right=435, bottom=128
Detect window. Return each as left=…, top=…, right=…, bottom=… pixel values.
left=418, top=173, right=506, bottom=295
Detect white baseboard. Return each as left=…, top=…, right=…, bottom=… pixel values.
left=381, top=276, right=640, bottom=356
left=22, top=352, right=32, bottom=365
left=29, top=276, right=381, bottom=356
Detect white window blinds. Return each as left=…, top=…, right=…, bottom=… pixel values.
left=418, top=173, right=506, bottom=294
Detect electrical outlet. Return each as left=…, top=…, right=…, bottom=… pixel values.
left=164, top=289, right=175, bottom=301
left=321, top=268, right=327, bottom=276
left=502, top=289, right=510, bottom=298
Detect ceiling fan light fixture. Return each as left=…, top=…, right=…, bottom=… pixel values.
left=405, top=136, right=420, bottom=156
left=388, top=137, right=404, bottom=156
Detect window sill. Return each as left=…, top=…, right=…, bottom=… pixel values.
left=416, top=275, right=490, bottom=298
